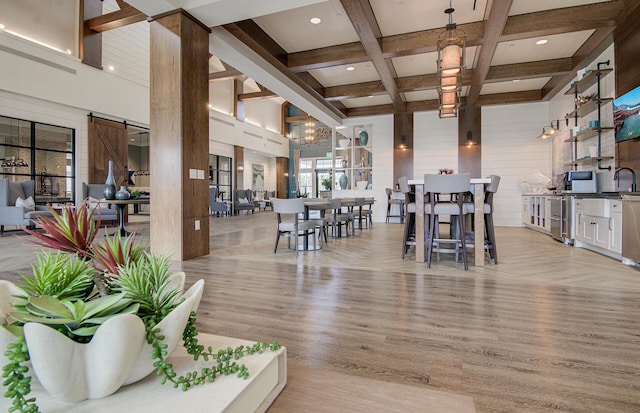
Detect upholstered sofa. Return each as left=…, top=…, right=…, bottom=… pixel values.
left=0, top=179, right=54, bottom=235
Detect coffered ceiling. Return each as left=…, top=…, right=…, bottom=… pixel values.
left=127, top=0, right=625, bottom=123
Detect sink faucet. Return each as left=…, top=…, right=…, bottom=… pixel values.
left=614, top=167, right=637, bottom=192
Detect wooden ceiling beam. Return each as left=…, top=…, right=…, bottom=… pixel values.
left=465, top=0, right=513, bottom=110
left=208, top=69, right=246, bottom=81
left=238, top=90, right=277, bottom=101
left=85, top=2, right=147, bottom=33
left=340, top=0, right=405, bottom=111
left=223, top=21, right=345, bottom=119
left=476, top=90, right=543, bottom=106
left=285, top=2, right=622, bottom=74
left=500, top=0, right=623, bottom=42
left=486, top=58, right=573, bottom=82
left=345, top=104, right=396, bottom=117
left=324, top=81, right=385, bottom=101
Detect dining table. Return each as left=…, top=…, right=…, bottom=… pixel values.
left=408, top=178, right=491, bottom=266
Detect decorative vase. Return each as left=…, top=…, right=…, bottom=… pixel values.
left=115, top=185, right=130, bottom=200
left=0, top=276, right=205, bottom=402
left=339, top=138, right=351, bottom=148
left=104, top=160, right=116, bottom=200
left=339, top=174, right=348, bottom=190
left=358, top=130, right=368, bottom=146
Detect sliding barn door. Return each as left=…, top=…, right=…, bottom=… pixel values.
left=88, top=117, right=128, bottom=185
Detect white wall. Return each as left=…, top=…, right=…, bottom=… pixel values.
left=244, top=97, right=285, bottom=134
left=482, top=102, right=550, bottom=226
left=102, top=0, right=150, bottom=88
left=413, top=111, right=459, bottom=177
left=242, top=151, right=276, bottom=192
left=210, top=81, right=234, bottom=116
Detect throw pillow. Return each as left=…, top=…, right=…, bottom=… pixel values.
left=238, top=197, right=249, bottom=205
left=15, top=196, right=35, bottom=212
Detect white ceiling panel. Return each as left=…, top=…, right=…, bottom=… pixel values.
left=492, top=30, right=594, bottom=66
left=509, top=0, right=611, bottom=16
left=370, top=0, right=489, bottom=37
left=309, top=61, right=379, bottom=87
left=404, top=89, right=439, bottom=102
left=253, top=0, right=359, bottom=53
left=392, top=51, right=438, bottom=78
left=342, top=94, right=393, bottom=108
left=480, top=78, right=551, bottom=95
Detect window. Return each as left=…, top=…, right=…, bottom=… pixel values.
left=209, top=154, right=232, bottom=201
left=0, top=115, right=75, bottom=203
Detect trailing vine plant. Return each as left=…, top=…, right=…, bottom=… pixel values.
left=148, top=311, right=281, bottom=391
left=2, top=337, right=40, bottom=413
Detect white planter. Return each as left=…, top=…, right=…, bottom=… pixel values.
left=338, top=139, right=351, bottom=148
left=0, top=276, right=204, bottom=402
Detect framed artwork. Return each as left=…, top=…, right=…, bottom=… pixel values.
left=252, top=164, right=264, bottom=191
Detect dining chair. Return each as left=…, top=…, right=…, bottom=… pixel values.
left=424, top=173, right=472, bottom=270
left=398, top=176, right=416, bottom=259
left=385, top=187, right=404, bottom=223
left=272, top=198, right=317, bottom=254
left=355, top=197, right=373, bottom=229
left=327, top=198, right=353, bottom=237
left=464, top=174, right=501, bottom=264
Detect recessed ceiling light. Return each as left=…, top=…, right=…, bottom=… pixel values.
left=346, top=66, right=355, bottom=71
left=130, top=138, right=135, bottom=141
left=536, top=39, right=548, bottom=45
left=310, top=17, right=321, bottom=25
left=108, top=65, right=114, bottom=71
left=368, top=95, right=374, bottom=98
left=0, top=24, right=5, bottom=30
left=512, top=79, right=520, bottom=83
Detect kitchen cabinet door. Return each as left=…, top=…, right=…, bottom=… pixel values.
left=609, top=212, right=622, bottom=254
left=581, top=214, right=596, bottom=244
left=593, top=216, right=610, bottom=249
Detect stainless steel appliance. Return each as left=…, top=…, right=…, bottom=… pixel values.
left=549, top=195, right=573, bottom=243
left=622, top=196, right=640, bottom=263
left=564, top=170, right=597, bottom=193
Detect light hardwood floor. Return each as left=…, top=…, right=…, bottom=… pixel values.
left=1, top=213, right=639, bottom=413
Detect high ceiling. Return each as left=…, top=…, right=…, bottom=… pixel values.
left=128, top=0, right=625, bottom=123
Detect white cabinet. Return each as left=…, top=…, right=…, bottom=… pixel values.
left=609, top=200, right=622, bottom=254
left=573, top=198, right=622, bottom=256
left=522, top=195, right=549, bottom=233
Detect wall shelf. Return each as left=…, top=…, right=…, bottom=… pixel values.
left=565, top=127, right=615, bottom=143
left=564, top=98, right=613, bottom=119
left=565, top=156, right=614, bottom=166
left=564, top=69, right=613, bottom=95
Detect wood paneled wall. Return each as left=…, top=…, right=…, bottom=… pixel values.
left=458, top=106, right=481, bottom=177
left=614, top=0, right=640, bottom=174
left=80, top=0, right=102, bottom=69
left=393, top=112, right=413, bottom=185
left=149, top=10, right=210, bottom=261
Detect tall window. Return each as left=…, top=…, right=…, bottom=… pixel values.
left=209, top=154, right=232, bottom=201
left=0, top=115, right=75, bottom=203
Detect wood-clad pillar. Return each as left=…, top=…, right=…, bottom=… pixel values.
left=276, top=157, right=288, bottom=198
left=458, top=106, right=481, bottom=177
left=149, top=10, right=210, bottom=261
left=80, top=0, right=103, bottom=69
left=394, top=111, right=413, bottom=182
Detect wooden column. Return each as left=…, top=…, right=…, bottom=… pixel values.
left=80, top=0, right=103, bottom=69
left=149, top=10, right=210, bottom=261
left=276, top=157, right=288, bottom=198
left=458, top=106, right=482, bottom=177
left=394, top=111, right=413, bottom=182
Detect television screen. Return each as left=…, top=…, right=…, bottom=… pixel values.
left=614, top=85, right=640, bottom=143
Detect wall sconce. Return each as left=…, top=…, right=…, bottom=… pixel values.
left=237, top=165, right=244, bottom=172
left=466, top=130, right=476, bottom=146
left=396, top=134, right=408, bottom=150
left=537, top=120, right=561, bottom=139
left=283, top=172, right=289, bottom=177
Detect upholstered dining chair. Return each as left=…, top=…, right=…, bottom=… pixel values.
left=424, top=173, right=472, bottom=270
left=385, top=187, right=405, bottom=223
left=327, top=198, right=354, bottom=237
left=464, top=174, right=501, bottom=264
left=0, top=179, right=53, bottom=236
left=272, top=198, right=316, bottom=254
left=398, top=176, right=416, bottom=259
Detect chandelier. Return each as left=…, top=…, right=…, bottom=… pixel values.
left=294, top=117, right=331, bottom=146
left=437, top=0, right=465, bottom=118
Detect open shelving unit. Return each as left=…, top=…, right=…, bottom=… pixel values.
left=563, top=64, right=613, bottom=171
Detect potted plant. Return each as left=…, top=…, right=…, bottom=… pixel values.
left=321, top=177, right=332, bottom=191
left=1, top=201, right=280, bottom=412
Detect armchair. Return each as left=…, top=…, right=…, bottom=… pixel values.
left=233, top=189, right=255, bottom=215
left=209, top=187, right=228, bottom=216
left=82, top=183, right=118, bottom=224
left=0, top=179, right=53, bottom=236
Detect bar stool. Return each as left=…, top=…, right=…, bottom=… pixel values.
left=465, top=175, right=500, bottom=264
left=398, top=176, right=415, bottom=259
left=424, top=173, right=472, bottom=270
left=385, top=188, right=404, bottom=223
